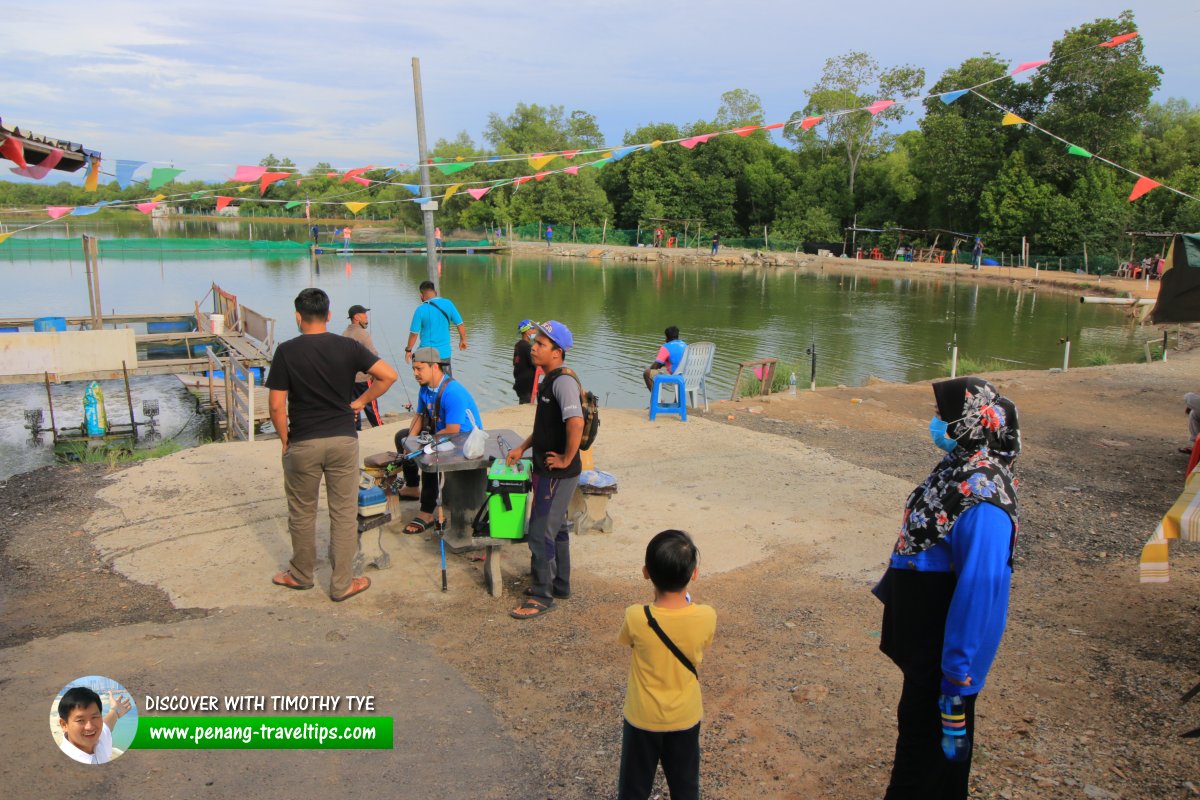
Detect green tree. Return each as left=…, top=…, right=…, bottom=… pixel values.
left=714, top=89, right=765, bottom=128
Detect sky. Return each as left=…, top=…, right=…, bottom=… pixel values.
left=2, top=1, right=1196, bottom=184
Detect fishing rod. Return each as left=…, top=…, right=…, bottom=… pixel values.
left=373, top=310, right=416, bottom=412
left=948, top=272, right=959, bottom=378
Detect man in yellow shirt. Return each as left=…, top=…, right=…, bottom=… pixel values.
left=617, top=530, right=716, bottom=800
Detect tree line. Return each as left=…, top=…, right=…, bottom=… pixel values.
left=1, top=10, right=1196, bottom=259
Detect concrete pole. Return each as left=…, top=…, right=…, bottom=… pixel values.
left=412, top=57, right=438, bottom=282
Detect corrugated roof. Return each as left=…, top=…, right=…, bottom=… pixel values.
left=0, top=117, right=101, bottom=173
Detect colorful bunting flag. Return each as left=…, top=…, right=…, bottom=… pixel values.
left=533, top=172, right=549, bottom=181
left=1012, top=60, right=1049, bottom=74
left=763, top=122, right=785, bottom=131
left=340, top=166, right=372, bottom=183
left=1001, top=112, right=1027, bottom=126
left=1128, top=176, right=1160, bottom=201
left=401, top=184, right=421, bottom=195
left=467, top=187, right=490, bottom=201
left=1066, top=145, right=1092, bottom=158
left=71, top=206, right=101, bottom=216
left=1100, top=32, right=1137, bottom=48
left=191, top=192, right=205, bottom=199
left=528, top=154, right=555, bottom=170
left=435, top=162, right=473, bottom=176
left=233, top=165, right=267, bottom=182
left=800, top=116, right=823, bottom=130
left=733, top=126, right=760, bottom=136
left=260, top=172, right=291, bottom=194
left=0, top=136, right=28, bottom=169
left=651, top=140, right=663, bottom=148
left=591, top=159, right=609, bottom=169
left=46, top=206, right=72, bottom=220
left=284, top=201, right=303, bottom=210
left=136, top=202, right=159, bottom=215
left=564, top=166, right=579, bottom=176
left=344, top=202, right=369, bottom=214
left=115, top=160, right=146, bottom=188
left=236, top=185, right=253, bottom=193
left=867, top=99, right=895, bottom=115
left=11, top=148, right=64, bottom=180
left=514, top=176, right=532, bottom=185
left=83, top=158, right=100, bottom=192
left=443, top=184, right=462, bottom=202
left=148, top=167, right=183, bottom=190
left=940, top=90, right=968, bottom=105
left=562, top=150, right=580, bottom=160
left=0, top=232, right=12, bottom=247
left=611, top=146, right=638, bottom=161
left=351, top=175, right=371, bottom=186
left=679, top=137, right=700, bottom=150
left=216, top=196, right=234, bottom=212
left=152, top=194, right=166, bottom=202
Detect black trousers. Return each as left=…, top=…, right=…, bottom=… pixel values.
left=352, top=382, right=381, bottom=429
left=393, top=432, right=439, bottom=514
left=617, top=720, right=700, bottom=800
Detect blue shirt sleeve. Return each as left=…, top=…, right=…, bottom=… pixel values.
left=439, top=382, right=475, bottom=431
left=942, top=502, right=1013, bottom=694
left=442, top=299, right=463, bottom=326
left=409, top=305, right=425, bottom=335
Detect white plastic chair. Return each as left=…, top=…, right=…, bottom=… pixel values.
left=661, top=342, right=716, bottom=411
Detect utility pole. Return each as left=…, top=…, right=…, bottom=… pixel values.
left=412, top=57, right=438, bottom=282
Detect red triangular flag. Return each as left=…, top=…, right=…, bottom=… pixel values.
left=800, top=116, right=823, bottom=130
left=259, top=171, right=291, bottom=194
left=1128, top=176, right=1160, bottom=201
left=216, top=196, right=234, bottom=212
left=0, top=136, right=28, bottom=169
left=564, top=166, right=579, bottom=176
left=1100, top=32, right=1138, bottom=48
left=762, top=122, right=785, bottom=131
left=561, top=150, right=580, bottom=160
left=733, top=125, right=759, bottom=136
left=514, top=176, right=532, bottom=185
left=866, top=99, right=895, bottom=115
left=534, top=171, right=549, bottom=181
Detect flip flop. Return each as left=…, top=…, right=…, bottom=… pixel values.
left=332, top=576, right=370, bottom=602
left=403, top=516, right=434, bottom=535
left=509, top=598, right=555, bottom=619
left=272, top=570, right=314, bottom=590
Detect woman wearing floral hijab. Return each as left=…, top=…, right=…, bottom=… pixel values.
left=875, top=377, right=1020, bottom=799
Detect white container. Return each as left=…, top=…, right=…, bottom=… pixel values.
left=210, top=314, right=225, bottom=335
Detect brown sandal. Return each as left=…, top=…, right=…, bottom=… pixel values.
left=332, top=576, right=371, bottom=602
left=272, top=570, right=314, bottom=590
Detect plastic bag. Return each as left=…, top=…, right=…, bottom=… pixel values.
left=462, top=409, right=489, bottom=459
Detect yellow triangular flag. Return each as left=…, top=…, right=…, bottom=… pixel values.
left=236, top=184, right=253, bottom=193
left=1001, top=112, right=1026, bottom=126
left=0, top=232, right=13, bottom=247
left=84, top=158, right=100, bottom=192
left=344, top=202, right=369, bottom=215
left=443, top=183, right=462, bottom=202
left=152, top=194, right=166, bottom=202
left=650, top=140, right=663, bottom=148
left=601, top=151, right=613, bottom=159
left=528, top=154, right=555, bottom=170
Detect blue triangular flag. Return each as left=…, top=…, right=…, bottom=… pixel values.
left=115, top=160, right=145, bottom=189
left=940, top=90, right=968, bottom=105
left=610, top=146, right=638, bottom=162
left=71, top=206, right=101, bottom=216
left=401, top=184, right=421, bottom=195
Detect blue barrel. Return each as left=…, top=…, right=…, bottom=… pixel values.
left=33, top=316, right=67, bottom=332
left=148, top=320, right=193, bottom=334
left=0, top=327, right=18, bottom=333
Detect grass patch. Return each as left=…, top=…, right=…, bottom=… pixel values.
left=57, top=439, right=182, bottom=468
left=940, top=355, right=1010, bottom=376
left=1083, top=349, right=1115, bottom=367
left=738, top=361, right=800, bottom=396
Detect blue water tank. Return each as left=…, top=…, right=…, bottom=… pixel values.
left=148, top=320, right=193, bottom=334
left=33, top=316, right=67, bottom=332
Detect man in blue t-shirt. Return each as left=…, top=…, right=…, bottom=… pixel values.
left=405, top=280, right=467, bottom=375
left=393, top=347, right=483, bottom=535
left=643, top=325, right=688, bottom=390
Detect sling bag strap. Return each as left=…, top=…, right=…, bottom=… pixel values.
left=643, top=605, right=697, bottom=677
left=423, top=377, right=453, bottom=433
left=425, top=298, right=454, bottom=324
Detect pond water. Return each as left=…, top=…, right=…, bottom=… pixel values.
left=0, top=219, right=1146, bottom=478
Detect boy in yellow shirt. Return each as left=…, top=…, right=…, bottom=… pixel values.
left=617, top=529, right=717, bottom=800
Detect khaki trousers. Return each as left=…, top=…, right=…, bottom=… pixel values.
left=282, top=435, right=360, bottom=597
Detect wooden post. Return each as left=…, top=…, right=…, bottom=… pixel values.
left=764, top=225, right=769, bottom=251
left=601, top=217, right=607, bottom=244
left=635, top=222, right=640, bottom=247
left=573, top=221, right=577, bottom=243
left=1083, top=242, right=1089, bottom=274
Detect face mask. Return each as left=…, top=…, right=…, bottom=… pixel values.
left=929, top=416, right=958, bottom=453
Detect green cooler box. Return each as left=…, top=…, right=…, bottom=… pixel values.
left=485, top=459, right=532, bottom=539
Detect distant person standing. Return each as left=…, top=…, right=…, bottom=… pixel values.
left=513, top=319, right=537, bottom=404
left=405, top=280, right=467, bottom=376
left=971, top=238, right=983, bottom=270
left=711, top=233, right=720, bottom=256
left=267, top=288, right=397, bottom=602
left=545, top=225, right=554, bottom=248
left=434, top=226, right=443, bottom=249
left=310, top=224, right=320, bottom=246
left=644, top=326, right=688, bottom=391
left=342, top=304, right=382, bottom=429
left=654, top=228, right=664, bottom=248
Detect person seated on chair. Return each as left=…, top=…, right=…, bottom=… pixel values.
left=643, top=326, right=688, bottom=391
left=393, top=347, right=483, bottom=535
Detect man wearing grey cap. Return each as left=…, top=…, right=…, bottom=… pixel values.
left=342, top=304, right=381, bottom=429
left=505, top=320, right=584, bottom=619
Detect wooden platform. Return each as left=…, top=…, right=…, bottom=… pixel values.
left=175, top=374, right=273, bottom=427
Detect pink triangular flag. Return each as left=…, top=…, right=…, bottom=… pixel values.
left=696, top=134, right=714, bottom=144
left=232, top=165, right=267, bottom=182
left=679, top=137, right=699, bottom=149
left=216, top=196, right=234, bottom=212
left=341, top=166, right=371, bottom=183
left=763, top=122, right=785, bottom=131
left=564, top=166, right=579, bottom=176
left=352, top=175, right=371, bottom=186
left=1012, top=60, right=1049, bottom=74
left=11, top=147, right=64, bottom=179
left=534, top=171, right=549, bottom=181
left=1100, top=32, right=1138, bottom=48
left=867, top=100, right=895, bottom=115
left=1128, top=176, right=1160, bottom=201
left=136, top=201, right=160, bottom=215
left=562, top=150, right=580, bottom=160
left=46, top=206, right=72, bottom=220
left=733, top=125, right=759, bottom=136
left=467, top=187, right=490, bottom=201
left=800, top=116, right=823, bottom=130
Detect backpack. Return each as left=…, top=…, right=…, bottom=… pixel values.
left=546, top=367, right=600, bottom=451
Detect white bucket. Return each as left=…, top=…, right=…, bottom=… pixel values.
left=210, top=314, right=225, bottom=335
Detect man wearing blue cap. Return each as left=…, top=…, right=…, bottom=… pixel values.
left=505, top=320, right=584, bottom=619
left=512, top=319, right=537, bottom=404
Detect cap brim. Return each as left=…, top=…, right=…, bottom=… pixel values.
left=532, top=323, right=563, bottom=349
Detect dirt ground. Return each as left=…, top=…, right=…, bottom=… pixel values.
left=3, top=344, right=1199, bottom=798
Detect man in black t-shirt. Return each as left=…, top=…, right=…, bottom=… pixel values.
left=266, top=288, right=398, bottom=602
left=512, top=319, right=537, bottom=404
left=505, top=319, right=584, bottom=619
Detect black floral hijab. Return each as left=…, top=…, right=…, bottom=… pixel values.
left=894, top=377, right=1020, bottom=555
